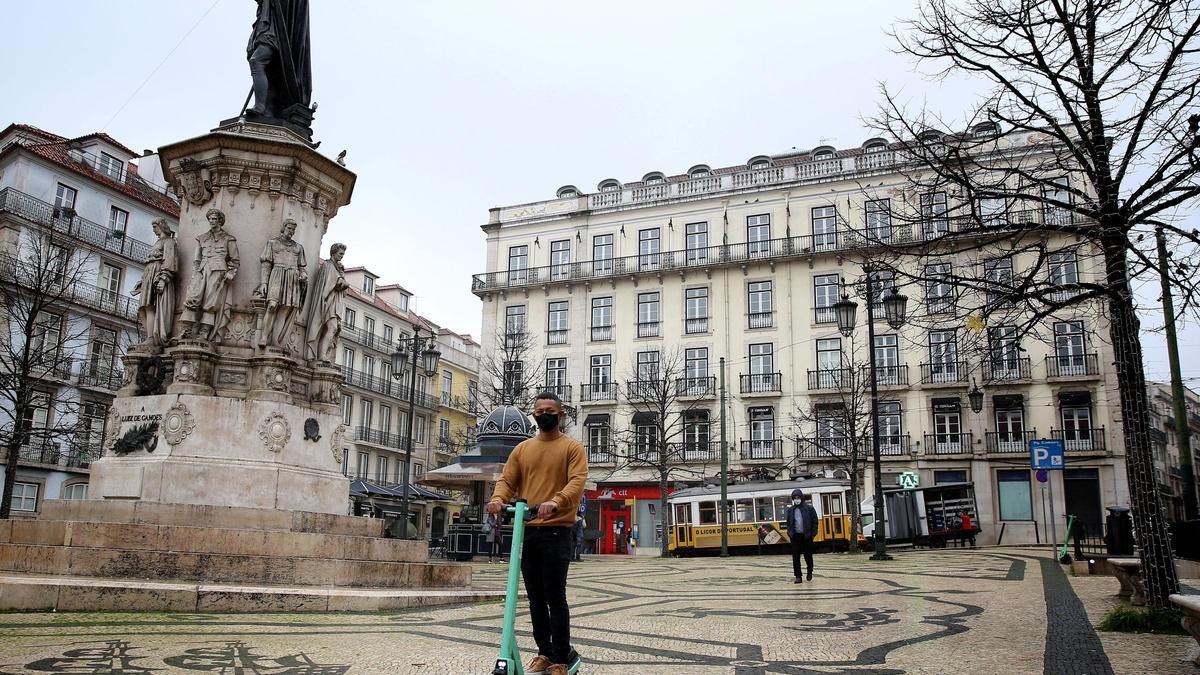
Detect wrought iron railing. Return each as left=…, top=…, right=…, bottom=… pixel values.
left=78, top=365, right=124, bottom=390
left=539, top=383, right=572, bottom=403
left=1052, top=427, right=1107, bottom=453
left=747, top=312, right=773, bottom=329
left=984, top=430, right=1039, bottom=454
left=740, top=372, right=782, bottom=394
left=636, top=321, right=661, bottom=338
left=587, top=445, right=615, bottom=464
left=740, top=439, right=784, bottom=460
left=685, top=317, right=708, bottom=334
left=590, top=325, right=613, bottom=342
left=1045, top=353, right=1100, bottom=378
left=669, top=442, right=717, bottom=462
left=579, top=382, right=618, bottom=402
left=984, top=357, right=1032, bottom=382
left=675, top=376, right=716, bottom=398
left=354, top=425, right=407, bottom=449
left=924, top=432, right=973, bottom=455
left=0, top=187, right=154, bottom=261
left=919, top=361, right=969, bottom=384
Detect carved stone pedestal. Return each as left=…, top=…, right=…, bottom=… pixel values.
left=249, top=350, right=295, bottom=404
left=166, top=340, right=217, bottom=396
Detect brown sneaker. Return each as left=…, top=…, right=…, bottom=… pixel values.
left=526, top=655, right=552, bottom=674
left=546, top=665, right=568, bottom=675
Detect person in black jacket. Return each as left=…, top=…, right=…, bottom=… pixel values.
left=785, top=488, right=819, bottom=583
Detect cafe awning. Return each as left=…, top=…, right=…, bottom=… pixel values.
left=349, top=478, right=450, bottom=501
left=417, top=461, right=506, bottom=490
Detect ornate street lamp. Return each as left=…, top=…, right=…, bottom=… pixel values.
left=882, top=287, right=909, bottom=330
left=834, top=293, right=858, bottom=338
left=968, top=379, right=985, bottom=414
left=390, top=343, right=411, bottom=381
left=387, top=327, right=440, bottom=539
left=422, top=344, right=442, bottom=378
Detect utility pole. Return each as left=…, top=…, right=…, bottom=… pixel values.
left=1156, top=225, right=1197, bottom=520
left=720, top=356, right=729, bottom=557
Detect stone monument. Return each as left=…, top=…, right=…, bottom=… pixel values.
left=0, top=2, right=499, bottom=613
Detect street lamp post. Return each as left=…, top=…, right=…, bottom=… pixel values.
left=390, top=326, right=442, bottom=540
left=833, top=270, right=907, bottom=562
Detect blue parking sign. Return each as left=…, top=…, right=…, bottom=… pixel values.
left=1030, top=439, right=1065, bottom=470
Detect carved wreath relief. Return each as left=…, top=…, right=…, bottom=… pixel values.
left=330, top=424, right=346, bottom=463
left=258, top=412, right=291, bottom=453
left=161, top=402, right=196, bottom=447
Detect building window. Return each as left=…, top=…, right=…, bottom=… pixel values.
left=377, top=455, right=390, bottom=482
left=813, top=273, right=840, bottom=323
left=362, top=354, right=375, bottom=377
left=62, top=483, right=88, bottom=500
left=590, top=354, right=612, bottom=393
left=934, top=469, right=967, bottom=485
left=978, top=197, right=1007, bottom=226
left=1042, top=177, right=1072, bottom=225
left=868, top=269, right=895, bottom=319
left=502, top=361, right=524, bottom=401
left=413, top=416, right=426, bottom=444
left=383, top=325, right=394, bottom=343
left=76, top=401, right=108, bottom=455
left=505, top=305, right=526, bottom=343
left=342, top=347, right=355, bottom=370
left=925, top=263, right=953, bottom=314
left=550, top=240, right=570, bottom=280
left=989, top=326, right=1020, bottom=375
left=747, top=281, right=773, bottom=328
left=994, top=401, right=1026, bottom=451
left=88, top=326, right=117, bottom=375
left=98, top=152, right=124, bottom=179
left=362, top=316, right=375, bottom=338
left=1049, top=250, right=1079, bottom=295
left=749, top=343, right=774, bottom=385
left=356, top=452, right=369, bottom=479
left=636, top=350, right=660, bottom=383
left=997, top=470, right=1033, bottom=520
left=414, top=462, right=424, bottom=478
left=1053, top=321, right=1087, bottom=373
left=54, top=183, right=77, bottom=215
left=685, top=287, right=709, bottom=334
left=47, top=244, right=69, bottom=285
left=439, top=418, right=451, bottom=446
left=932, top=405, right=963, bottom=452
left=813, top=149, right=835, bottom=161
left=545, top=358, right=567, bottom=393
left=686, top=223, right=708, bottom=263
left=865, top=199, right=892, bottom=242
left=360, top=399, right=374, bottom=429
left=342, top=394, right=353, bottom=425
left=343, top=308, right=357, bottom=329
left=31, top=312, right=63, bottom=359
left=396, top=294, right=409, bottom=312
left=1061, top=399, right=1093, bottom=449
left=107, top=206, right=129, bottom=239
left=873, top=334, right=900, bottom=384
left=747, top=214, right=771, bottom=255
left=547, top=300, right=568, bottom=344
left=683, top=347, right=709, bottom=395
left=921, top=192, right=948, bottom=237
left=634, top=415, right=660, bottom=459
left=11, top=482, right=38, bottom=512
left=637, top=292, right=661, bottom=337
left=683, top=411, right=710, bottom=453
left=591, top=297, right=613, bottom=341
left=638, top=228, right=661, bottom=270
left=748, top=407, right=776, bottom=457
left=812, top=206, right=838, bottom=250
left=592, top=234, right=614, bottom=274
left=362, top=276, right=375, bottom=295
left=380, top=405, right=392, bottom=434
left=586, top=422, right=611, bottom=460
left=99, top=263, right=122, bottom=305
left=928, top=330, right=959, bottom=382
left=815, top=338, right=842, bottom=388
left=984, top=257, right=1014, bottom=308
left=441, top=369, right=453, bottom=398
left=877, top=401, right=902, bottom=449
left=508, top=245, right=529, bottom=284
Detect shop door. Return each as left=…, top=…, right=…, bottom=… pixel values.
left=599, top=501, right=629, bottom=554
left=431, top=507, right=447, bottom=539
left=1063, top=468, right=1103, bottom=533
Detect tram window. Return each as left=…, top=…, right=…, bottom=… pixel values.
left=755, top=498, right=774, bottom=522
left=822, top=493, right=844, bottom=515
left=674, top=503, right=690, bottom=526
left=699, top=501, right=718, bottom=524
left=735, top=499, right=754, bottom=523
left=773, top=496, right=790, bottom=520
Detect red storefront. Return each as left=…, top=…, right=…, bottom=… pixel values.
left=585, top=484, right=674, bottom=555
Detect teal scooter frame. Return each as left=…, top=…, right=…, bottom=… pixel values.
left=491, top=500, right=581, bottom=675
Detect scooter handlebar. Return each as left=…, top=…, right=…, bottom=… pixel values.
left=504, top=501, right=557, bottom=521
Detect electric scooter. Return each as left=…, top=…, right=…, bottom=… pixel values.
left=491, top=499, right=582, bottom=675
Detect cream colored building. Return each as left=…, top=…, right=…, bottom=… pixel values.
left=1148, top=381, right=1200, bottom=522
left=473, top=131, right=1128, bottom=548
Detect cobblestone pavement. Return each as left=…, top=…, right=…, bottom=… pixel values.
left=0, top=548, right=1193, bottom=674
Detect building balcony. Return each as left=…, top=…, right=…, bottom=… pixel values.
left=984, top=430, right=1039, bottom=454
left=983, top=357, right=1032, bottom=383
left=919, top=361, right=969, bottom=386
left=77, top=365, right=124, bottom=391
left=1045, top=354, right=1101, bottom=379
left=342, top=324, right=389, bottom=351
left=626, top=379, right=667, bottom=401
left=587, top=444, right=615, bottom=465
left=540, top=383, right=573, bottom=403
left=923, top=432, right=974, bottom=456
left=341, top=367, right=440, bottom=409
left=18, top=440, right=62, bottom=466
left=740, top=372, right=782, bottom=395
left=807, top=368, right=851, bottom=391
left=685, top=317, right=709, bottom=334
left=354, top=426, right=407, bottom=449
left=669, top=442, right=717, bottom=463
left=636, top=321, right=661, bottom=338
left=813, top=307, right=837, bottom=324
left=0, top=187, right=154, bottom=262
left=747, top=312, right=774, bottom=329
left=874, top=365, right=909, bottom=387
left=795, top=437, right=854, bottom=460
left=740, top=439, right=784, bottom=461
left=579, top=382, right=618, bottom=403
left=590, top=325, right=613, bottom=342
left=65, top=443, right=100, bottom=468
left=547, top=329, right=568, bottom=346
left=1051, top=427, right=1107, bottom=454
left=676, top=376, right=716, bottom=399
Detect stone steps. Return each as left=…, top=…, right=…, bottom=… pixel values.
left=40, top=500, right=388, bottom=538
left=0, top=518, right=425, bottom=563
left=0, top=543, right=468, bottom=589
left=0, top=572, right=504, bottom=613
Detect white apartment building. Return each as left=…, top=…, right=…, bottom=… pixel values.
left=1147, top=381, right=1200, bottom=522
left=473, top=131, right=1128, bottom=548
left=0, top=123, right=179, bottom=512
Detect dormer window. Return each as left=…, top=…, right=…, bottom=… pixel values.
left=556, top=185, right=579, bottom=199
left=396, top=294, right=409, bottom=312
left=688, top=165, right=711, bottom=178
left=973, top=122, right=999, bottom=138
left=97, top=152, right=123, bottom=180
left=812, top=146, right=836, bottom=161
left=918, top=130, right=944, bottom=143
left=642, top=171, right=665, bottom=185
left=747, top=155, right=772, bottom=170
left=363, top=276, right=375, bottom=295
left=598, top=179, right=621, bottom=192
left=863, top=139, right=888, bottom=153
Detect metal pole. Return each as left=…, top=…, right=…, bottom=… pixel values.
left=399, top=328, right=420, bottom=539
left=1049, top=474, right=1059, bottom=555
left=720, top=356, right=729, bottom=557
left=866, top=275, right=892, bottom=561
left=1156, top=225, right=1197, bottom=520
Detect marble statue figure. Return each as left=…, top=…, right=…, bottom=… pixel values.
left=183, top=209, right=240, bottom=343
left=132, top=218, right=179, bottom=348
left=303, top=242, right=347, bottom=363
left=255, top=219, right=307, bottom=349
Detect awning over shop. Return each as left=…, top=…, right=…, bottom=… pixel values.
left=583, top=414, right=610, bottom=426
left=1059, top=391, right=1092, bottom=405
left=681, top=408, right=709, bottom=418
left=931, top=397, right=961, bottom=412
left=631, top=411, right=656, bottom=425
left=993, top=394, right=1024, bottom=409
left=349, top=478, right=450, bottom=501
left=417, top=461, right=506, bottom=490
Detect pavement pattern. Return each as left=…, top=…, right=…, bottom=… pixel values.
left=0, top=548, right=1195, bottom=674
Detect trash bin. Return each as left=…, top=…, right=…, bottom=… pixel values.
left=1105, top=506, right=1134, bottom=555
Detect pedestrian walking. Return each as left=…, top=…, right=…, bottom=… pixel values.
left=488, top=391, right=588, bottom=675
left=484, top=510, right=503, bottom=562
left=785, top=489, right=819, bottom=583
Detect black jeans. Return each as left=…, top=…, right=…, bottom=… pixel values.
left=521, top=526, right=572, bottom=663
left=791, top=534, right=814, bottom=578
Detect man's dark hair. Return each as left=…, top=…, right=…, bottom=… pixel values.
left=534, top=391, right=563, bottom=409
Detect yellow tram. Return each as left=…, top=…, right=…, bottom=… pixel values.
left=667, top=478, right=864, bottom=555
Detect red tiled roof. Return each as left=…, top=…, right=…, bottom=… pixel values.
left=1, top=124, right=180, bottom=217
left=72, top=132, right=139, bottom=158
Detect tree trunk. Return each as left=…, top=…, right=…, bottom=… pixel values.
left=1102, top=230, right=1179, bottom=607
left=659, top=473, right=670, bottom=558
left=848, top=482, right=861, bottom=553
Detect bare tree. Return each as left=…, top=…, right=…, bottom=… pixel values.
left=603, top=348, right=715, bottom=557
left=477, top=325, right=545, bottom=410
left=789, top=347, right=879, bottom=547
left=861, top=0, right=1200, bottom=606
left=0, top=231, right=97, bottom=518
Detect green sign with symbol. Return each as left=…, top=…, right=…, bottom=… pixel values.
left=898, top=471, right=920, bottom=489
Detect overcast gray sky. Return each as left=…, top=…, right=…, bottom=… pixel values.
left=4, top=0, right=1195, bottom=384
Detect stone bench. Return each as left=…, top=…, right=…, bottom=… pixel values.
left=1169, top=594, right=1200, bottom=666
left=1108, top=557, right=1146, bottom=606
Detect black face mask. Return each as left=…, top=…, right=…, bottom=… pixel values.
left=534, top=413, right=560, bottom=432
